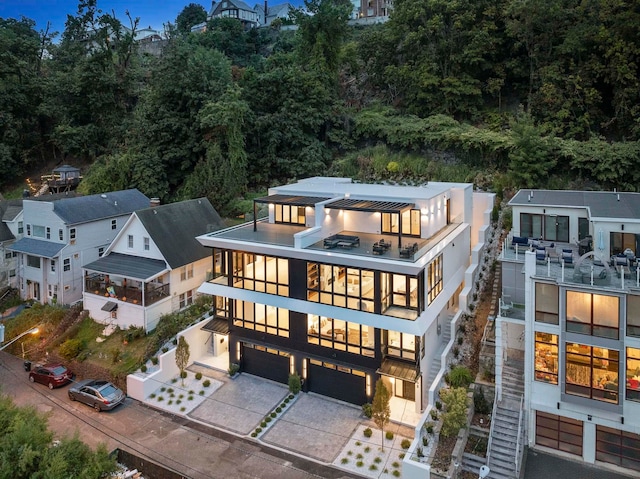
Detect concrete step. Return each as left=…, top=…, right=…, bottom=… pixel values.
left=486, top=461, right=517, bottom=479
left=461, top=452, right=486, bottom=474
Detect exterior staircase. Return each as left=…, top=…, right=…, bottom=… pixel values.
left=486, top=360, right=525, bottom=479
left=426, top=314, right=453, bottom=387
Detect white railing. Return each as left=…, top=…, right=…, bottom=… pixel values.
left=485, top=381, right=500, bottom=465
left=515, top=394, right=525, bottom=476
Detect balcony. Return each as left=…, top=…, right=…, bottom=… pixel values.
left=85, top=274, right=170, bottom=306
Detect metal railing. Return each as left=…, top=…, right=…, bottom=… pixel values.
left=515, top=394, right=525, bottom=477
left=485, top=381, right=500, bottom=466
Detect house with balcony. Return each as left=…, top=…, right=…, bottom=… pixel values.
left=82, top=198, right=225, bottom=332
left=8, top=190, right=150, bottom=306
left=496, top=189, right=640, bottom=476
left=195, top=177, right=493, bottom=419
left=209, top=0, right=260, bottom=28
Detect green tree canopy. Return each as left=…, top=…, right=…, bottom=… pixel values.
left=176, top=3, right=207, bottom=34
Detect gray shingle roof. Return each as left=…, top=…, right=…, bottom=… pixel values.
left=83, top=252, right=168, bottom=281
left=52, top=189, right=150, bottom=225
left=8, top=237, right=65, bottom=258
left=509, top=189, right=640, bottom=220
left=135, top=198, right=226, bottom=269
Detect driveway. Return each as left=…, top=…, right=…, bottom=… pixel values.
left=524, top=448, right=635, bottom=479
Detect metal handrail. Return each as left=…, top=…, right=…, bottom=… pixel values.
left=485, top=381, right=499, bottom=465
left=515, top=394, right=525, bottom=476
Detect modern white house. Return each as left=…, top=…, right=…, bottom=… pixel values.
left=195, top=177, right=494, bottom=418
left=496, top=189, right=640, bottom=477
left=8, top=190, right=150, bottom=306
left=82, top=198, right=226, bottom=332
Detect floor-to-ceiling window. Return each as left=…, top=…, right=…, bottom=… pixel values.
left=566, top=291, right=619, bottom=339
left=307, top=315, right=375, bottom=357
left=534, top=332, right=558, bottom=384
left=232, top=252, right=289, bottom=296
left=565, top=343, right=619, bottom=404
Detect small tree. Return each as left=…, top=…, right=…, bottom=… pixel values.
left=440, top=387, right=468, bottom=437
left=288, top=372, right=301, bottom=394
left=175, top=336, right=190, bottom=386
left=371, top=379, right=391, bottom=451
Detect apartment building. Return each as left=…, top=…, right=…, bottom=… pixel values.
left=197, top=177, right=493, bottom=414
left=497, top=189, right=640, bottom=474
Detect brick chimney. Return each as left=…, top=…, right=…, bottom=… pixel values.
left=150, top=198, right=160, bottom=207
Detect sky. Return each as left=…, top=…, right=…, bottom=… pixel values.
left=0, top=0, right=282, bottom=36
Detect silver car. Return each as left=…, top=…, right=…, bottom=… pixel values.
left=68, top=379, right=125, bottom=412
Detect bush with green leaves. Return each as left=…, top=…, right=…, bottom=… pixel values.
left=361, top=402, right=372, bottom=418
left=440, top=387, right=469, bottom=437
left=449, top=365, right=473, bottom=388
left=363, top=428, right=373, bottom=438
left=59, top=338, right=84, bottom=360
left=474, top=386, right=492, bottom=414
left=288, top=372, right=301, bottom=394
left=228, top=363, right=240, bottom=376
left=203, top=379, right=211, bottom=387
left=401, top=439, right=411, bottom=449
left=195, top=372, right=202, bottom=380
left=385, top=431, right=394, bottom=440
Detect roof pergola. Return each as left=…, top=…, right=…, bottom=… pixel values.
left=323, top=199, right=414, bottom=214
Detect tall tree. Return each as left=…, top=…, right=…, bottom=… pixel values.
left=175, top=336, right=190, bottom=387
left=371, top=379, right=390, bottom=451
left=176, top=3, right=207, bottom=34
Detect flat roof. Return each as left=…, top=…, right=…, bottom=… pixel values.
left=254, top=194, right=331, bottom=206
left=83, top=253, right=168, bottom=281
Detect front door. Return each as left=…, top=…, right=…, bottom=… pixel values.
left=394, top=379, right=416, bottom=401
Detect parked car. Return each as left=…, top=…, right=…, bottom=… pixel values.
left=68, top=379, right=126, bottom=412
left=28, top=363, right=74, bottom=389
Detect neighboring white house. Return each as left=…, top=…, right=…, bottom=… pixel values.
left=8, top=190, right=150, bottom=306
left=82, top=198, right=226, bottom=332
left=497, top=189, right=640, bottom=476
left=0, top=199, right=23, bottom=289
left=196, top=177, right=493, bottom=416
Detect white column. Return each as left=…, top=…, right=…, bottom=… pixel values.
left=583, top=421, right=596, bottom=464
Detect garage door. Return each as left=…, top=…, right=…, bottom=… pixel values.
left=242, top=343, right=290, bottom=384
left=308, top=359, right=367, bottom=405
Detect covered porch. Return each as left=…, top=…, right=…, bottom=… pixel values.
left=83, top=253, right=170, bottom=307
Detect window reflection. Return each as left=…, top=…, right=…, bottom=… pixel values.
left=534, top=332, right=558, bottom=384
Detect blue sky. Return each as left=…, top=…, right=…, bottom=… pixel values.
left=0, top=0, right=302, bottom=37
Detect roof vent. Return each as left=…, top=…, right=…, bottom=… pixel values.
left=114, top=201, right=118, bottom=206
left=617, top=194, right=620, bottom=201
left=101, top=194, right=107, bottom=198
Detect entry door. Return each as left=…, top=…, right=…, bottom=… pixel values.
left=33, top=282, right=40, bottom=301
left=394, top=379, right=415, bottom=401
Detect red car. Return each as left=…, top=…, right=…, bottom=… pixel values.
left=29, top=364, right=74, bottom=389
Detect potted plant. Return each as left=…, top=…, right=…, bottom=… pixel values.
left=228, top=363, right=240, bottom=378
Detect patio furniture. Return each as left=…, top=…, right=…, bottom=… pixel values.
left=511, top=236, right=529, bottom=249
left=399, top=242, right=418, bottom=258
left=536, top=247, right=547, bottom=262
left=547, top=248, right=560, bottom=263
left=372, top=238, right=391, bottom=255
left=500, top=294, right=513, bottom=315
left=562, top=251, right=574, bottom=266
left=323, top=234, right=360, bottom=249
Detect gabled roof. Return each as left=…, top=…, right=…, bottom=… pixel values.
left=51, top=189, right=150, bottom=225
left=213, top=0, right=255, bottom=14
left=1, top=199, right=23, bottom=222
left=8, top=237, right=65, bottom=258
left=135, top=198, right=225, bottom=269
left=509, top=189, right=640, bottom=220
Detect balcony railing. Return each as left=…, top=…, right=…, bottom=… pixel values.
left=85, top=276, right=170, bottom=306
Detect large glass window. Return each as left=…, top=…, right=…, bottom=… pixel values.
left=387, top=331, right=416, bottom=361
left=610, top=232, right=639, bottom=257
left=27, top=255, right=40, bottom=268
left=307, top=315, right=374, bottom=357
left=565, top=343, right=619, bottom=404
left=33, top=225, right=45, bottom=238
left=626, top=295, right=640, bottom=337
left=534, top=332, right=558, bottom=384
left=381, top=210, right=420, bottom=236
left=274, top=204, right=305, bottom=225
left=566, top=291, right=619, bottom=339
left=596, top=426, right=640, bottom=470
left=428, top=255, right=443, bottom=305
left=307, top=262, right=374, bottom=312
left=233, top=300, right=289, bottom=337
left=626, top=348, right=640, bottom=402
left=536, top=283, right=559, bottom=324
left=233, top=252, right=289, bottom=296
left=543, top=215, right=569, bottom=242
left=520, top=213, right=542, bottom=239
left=381, top=272, right=420, bottom=319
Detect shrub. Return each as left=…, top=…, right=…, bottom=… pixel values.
left=149, top=393, right=156, bottom=399
left=457, top=336, right=464, bottom=345
left=362, top=403, right=373, bottom=418
left=167, top=388, right=174, bottom=393
left=444, top=372, right=450, bottom=385
left=168, top=400, right=173, bottom=405
left=228, top=363, right=240, bottom=376
left=195, top=372, right=202, bottom=380
left=160, top=387, right=166, bottom=392
left=284, top=398, right=290, bottom=404
left=347, top=450, right=353, bottom=455
left=422, top=436, right=429, bottom=447
left=188, top=395, right=193, bottom=401
left=355, top=441, right=361, bottom=446
left=392, top=461, right=400, bottom=468
left=399, top=453, right=405, bottom=459
left=474, top=386, right=492, bottom=415
left=188, top=390, right=194, bottom=394
left=59, top=338, right=84, bottom=360
left=251, top=432, right=257, bottom=437
left=157, top=396, right=164, bottom=402
left=417, top=446, right=424, bottom=458
left=176, top=400, right=181, bottom=404
left=401, top=439, right=411, bottom=449
left=288, top=394, right=294, bottom=400
left=430, top=409, right=438, bottom=420
left=180, top=371, right=187, bottom=379
left=425, top=423, right=434, bottom=434
left=449, top=365, right=473, bottom=388
left=265, top=416, right=272, bottom=423
left=151, top=356, right=159, bottom=365
left=356, top=461, right=364, bottom=468
left=385, top=431, right=394, bottom=440
left=178, top=394, right=184, bottom=399
left=140, top=365, right=147, bottom=373
left=255, top=427, right=262, bottom=433
left=374, top=457, right=382, bottom=464
left=356, top=453, right=363, bottom=459
left=364, top=446, right=370, bottom=453
left=363, top=428, right=373, bottom=438
left=261, top=421, right=267, bottom=428
left=180, top=407, right=186, bottom=412
left=369, top=465, right=378, bottom=471
left=453, top=346, right=460, bottom=358
left=440, top=387, right=469, bottom=437
left=341, top=458, right=348, bottom=464
left=270, top=412, right=277, bottom=418
left=276, top=407, right=282, bottom=413
left=435, top=400, right=442, bottom=410
left=171, top=378, right=178, bottom=384
left=172, top=338, right=178, bottom=345
left=280, top=402, right=286, bottom=408
left=393, top=470, right=401, bottom=477
left=199, top=390, right=204, bottom=395
left=288, top=372, right=301, bottom=394
left=162, top=347, right=169, bottom=353
left=203, top=379, right=211, bottom=387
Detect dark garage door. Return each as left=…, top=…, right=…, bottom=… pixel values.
left=242, top=344, right=290, bottom=384
left=308, top=360, right=367, bottom=405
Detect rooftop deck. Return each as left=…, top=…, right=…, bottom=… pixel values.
left=205, top=219, right=459, bottom=262
left=501, top=240, right=640, bottom=294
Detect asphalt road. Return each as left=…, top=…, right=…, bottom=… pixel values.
left=0, top=351, right=361, bottom=479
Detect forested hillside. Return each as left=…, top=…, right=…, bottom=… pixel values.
left=1, top=0, right=639, bottom=215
